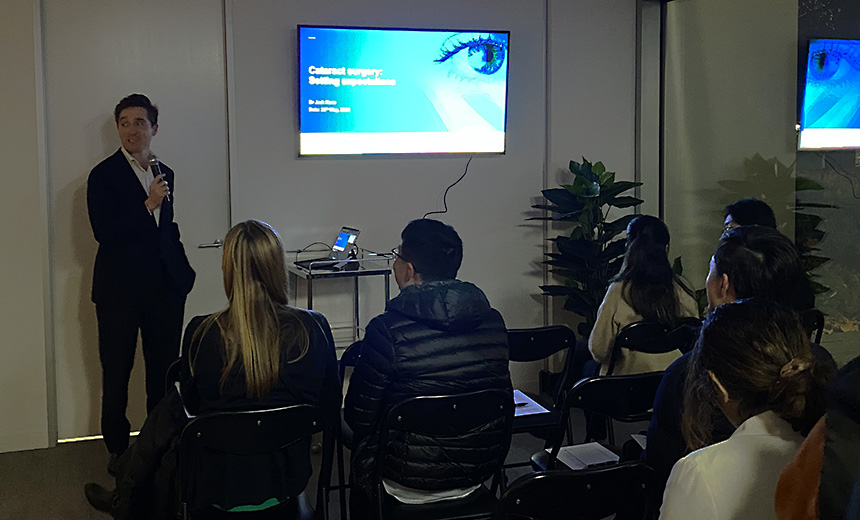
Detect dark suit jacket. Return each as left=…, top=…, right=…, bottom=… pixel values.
left=87, top=148, right=195, bottom=305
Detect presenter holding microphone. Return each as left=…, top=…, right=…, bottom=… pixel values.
left=87, top=94, right=195, bottom=472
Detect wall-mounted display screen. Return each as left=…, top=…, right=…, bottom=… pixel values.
left=298, top=25, right=509, bottom=155
left=799, top=38, right=860, bottom=150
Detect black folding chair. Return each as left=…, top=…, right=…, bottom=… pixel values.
left=165, top=358, right=182, bottom=394
left=374, top=389, right=514, bottom=520
left=607, top=322, right=674, bottom=375
left=507, top=326, right=574, bottom=441
left=327, top=341, right=362, bottom=520
left=799, top=308, right=825, bottom=344
left=179, top=404, right=334, bottom=520
left=497, top=463, right=657, bottom=520
left=532, top=372, right=665, bottom=471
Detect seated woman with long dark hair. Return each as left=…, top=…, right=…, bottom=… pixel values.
left=588, top=215, right=698, bottom=375
left=659, top=299, right=833, bottom=520
left=85, top=220, right=341, bottom=518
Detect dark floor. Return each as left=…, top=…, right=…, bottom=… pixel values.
left=0, top=410, right=642, bottom=520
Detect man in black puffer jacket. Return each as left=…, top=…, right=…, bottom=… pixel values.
left=345, top=219, right=512, bottom=518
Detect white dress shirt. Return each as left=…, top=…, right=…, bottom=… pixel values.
left=120, top=146, right=160, bottom=226
left=660, top=410, right=804, bottom=520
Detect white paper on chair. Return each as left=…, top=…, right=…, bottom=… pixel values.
left=631, top=433, right=647, bottom=449
left=548, top=442, right=620, bottom=470
left=513, top=389, right=549, bottom=416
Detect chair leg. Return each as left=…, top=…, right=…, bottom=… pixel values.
left=336, top=437, right=348, bottom=520
left=608, top=419, right=616, bottom=447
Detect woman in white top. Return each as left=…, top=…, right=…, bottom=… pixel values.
left=589, top=215, right=697, bottom=375
left=660, top=299, right=833, bottom=520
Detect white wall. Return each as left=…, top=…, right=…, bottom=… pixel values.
left=41, top=0, right=231, bottom=442
left=228, top=0, right=553, bottom=389
left=663, top=0, right=799, bottom=287
left=0, top=0, right=51, bottom=452
left=546, top=0, right=638, bottom=330
left=0, top=0, right=638, bottom=451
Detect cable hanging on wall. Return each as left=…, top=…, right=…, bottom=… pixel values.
left=423, top=156, right=473, bottom=219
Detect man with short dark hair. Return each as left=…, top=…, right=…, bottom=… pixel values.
left=723, top=197, right=778, bottom=233
left=87, top=94, right=195, bottom=469
left=345, top=219, right=512, bottom=517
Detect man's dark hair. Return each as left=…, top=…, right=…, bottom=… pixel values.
left=714, top=226, right=813, bottom=310
left=724, top=198, right=777, bottom=228
left=114, top=94, right=158, bottom=126
left=400, top=219, right=463, bottom=281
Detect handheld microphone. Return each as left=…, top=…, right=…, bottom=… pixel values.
left=148, top=157, right=170, bottom=202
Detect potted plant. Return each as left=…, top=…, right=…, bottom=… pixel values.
left=534, top=158, right=643, bottom=338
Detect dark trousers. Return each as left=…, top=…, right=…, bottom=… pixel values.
left=96, top=284, right=185, bottom=455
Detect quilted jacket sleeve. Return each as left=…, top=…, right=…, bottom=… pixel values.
left=344, top=316, right=397, bottom=442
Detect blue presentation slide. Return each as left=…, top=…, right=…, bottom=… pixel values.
left=299, top=26, right=509, bottom=155
left=802, top=39, right=860, bottom=129
left=799, top=39, right=860, bottom=149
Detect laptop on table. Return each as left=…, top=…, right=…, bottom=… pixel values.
left=294, top=227, right=360, bottom=270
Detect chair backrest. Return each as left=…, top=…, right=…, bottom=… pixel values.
left=179, top=404, right=331, bottom=516
left=497, top=463, right=657, bottom=520
left=562, top=372, right=664, bottom=422
left=376, top=389, right=514, bottom=498
left=164, top=358, right=182, bottom=394
left=546, top=372, right=664, bottom=457
left=608, top=322, right=676, bottom=375
left=339, top=340, right=362, bottom=383
left=507, top=325, right=576, bottom=363
left=799, top=308, right=825, bottom=344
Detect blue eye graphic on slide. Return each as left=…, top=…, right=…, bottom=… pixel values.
left=803, top=40, right=860, bottom=129
left=435, top=34, right=508, bottom=80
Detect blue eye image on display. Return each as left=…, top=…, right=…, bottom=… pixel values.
left=298, top=25, right=510, bottom=155
left=435, top=34, right=507, bottom=76
left=799, top=38, right=860, bottom=150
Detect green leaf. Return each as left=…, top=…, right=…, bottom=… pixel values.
left=540, top=285, right=580, bottom=297
left=606, top=257, right=624, bottom=278
left=799, top=255, right=830, bottom=271
left=561, top=288, right=598, bottom=314
left=599, top=239, right=626, bottom=261
left=672, top=256, right=684, bottom=276
left=795, top=202, right=838, bottom=209
left=554, top=237, right=601, bottom=260
left=796, top=177, right=825, bottom=191
left=542, top=188, right=584, bottom=210
left=570, top=158, right=600, bottom=183
left=568, top=175, right=600, bottom=198
left=607, top=196, right=644, bottom=209
left=603, top=214, right=637, bottom=235
left=592, top=161, right=606, bottom=176
left=544, top=257, right=589, bottom=271
left=810, top=281, right=830, bottom=295
left=795, top=213, right=823, bottom=228
left=600, top=181, right=642, bottom=200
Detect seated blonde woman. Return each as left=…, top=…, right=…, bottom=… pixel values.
left=589, top=215, right=697, bottom=375
left=85, top=220, right=341, bottom=519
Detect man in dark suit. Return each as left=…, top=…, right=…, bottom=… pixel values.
left=87, top=94, right=195, bottom=467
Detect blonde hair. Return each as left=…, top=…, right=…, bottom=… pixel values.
left=191, top=220, right=308, bottom=399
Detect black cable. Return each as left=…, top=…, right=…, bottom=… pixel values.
left=423, top=155, right=473, bottom=219
left=291, top=241, right=333, bottom=263
left=359, top=247, right=392, bottom=258
left=818, top=152, right=860, bottom=200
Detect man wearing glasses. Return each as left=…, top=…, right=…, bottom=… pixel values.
left=722, top=198, right=777, bottom=234
left=344, top=218, right=512, bottom=518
